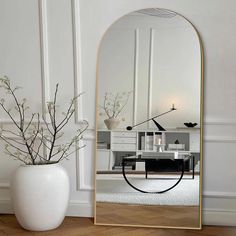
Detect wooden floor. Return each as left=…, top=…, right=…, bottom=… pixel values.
left=0, top=215, right=236, bottom=236
left=96, top=202, right=200, bottom=228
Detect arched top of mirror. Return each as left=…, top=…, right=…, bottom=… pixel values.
left=97, top=8, right=202, bottom=131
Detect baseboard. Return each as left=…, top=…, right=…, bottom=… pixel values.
left=66, top=201, right=93, bottom=217
left=203, top=209, right=236, bottom=226
left=0, top=199, right=93, bottom=218
left=1, top=199, right=236, bottom=226
left=0, top=199, right=13, bottom=214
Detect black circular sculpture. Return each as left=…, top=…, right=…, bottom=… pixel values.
left=122, top=158, right=185, bottom=194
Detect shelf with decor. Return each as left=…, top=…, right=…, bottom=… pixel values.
left=96, top=129, right=200, bottom=172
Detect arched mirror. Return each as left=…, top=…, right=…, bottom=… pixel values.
left=95, top=8, right=203, bottom=229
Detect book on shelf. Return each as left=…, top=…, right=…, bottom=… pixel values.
left=168, top=144, right=185, bottom=150
left=146, top=135, right=154, bottom=150
left=141, top=136, right=145, bottom=150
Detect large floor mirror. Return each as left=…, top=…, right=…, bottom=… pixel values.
left=94, top=8, right=203, bottom=229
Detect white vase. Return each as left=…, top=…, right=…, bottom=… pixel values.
left=104, top=118, right=120, bottom=130
left=10, top=163, right=70, bottom=231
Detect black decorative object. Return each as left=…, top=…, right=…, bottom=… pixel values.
left=126, top=104, right=177, bottom=131
left=152, top=119, right=166, bottom=131
left=122, top=157, right=185, bottom=194
left=184, top=122, right=197, bottom=128
left=174, top=139, right=180, bottom=144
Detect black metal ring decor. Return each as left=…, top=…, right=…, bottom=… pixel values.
left=122, top=159, right=185, bottom=194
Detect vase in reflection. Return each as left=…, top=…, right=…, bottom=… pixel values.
left=104, top=118, right=120, bottom=130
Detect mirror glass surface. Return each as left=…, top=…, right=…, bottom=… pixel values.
left=95, top=8, right=202, bottom=229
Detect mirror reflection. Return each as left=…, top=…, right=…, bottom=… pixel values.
left=95, top=8, right=202, bottom=229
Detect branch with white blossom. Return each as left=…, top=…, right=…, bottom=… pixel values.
left=0, top=76, right=88, bottom=165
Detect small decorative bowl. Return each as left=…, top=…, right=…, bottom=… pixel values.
left=184, top=122, right=198, bottom=128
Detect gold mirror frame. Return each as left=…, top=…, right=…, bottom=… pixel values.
left=94, top=8, right=204, bottom=230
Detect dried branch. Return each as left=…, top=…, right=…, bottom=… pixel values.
left=100, top=92, right=132, bottom=119
left=114, top=92, right=131, bottom=118
left=57, top=144, right=86, bottom=162
left=24, top=113, right=36, bottom=133
left=5, top=147, right=29, bottom=165
left=0, top=128, right=22, bottom=138
left=57, top=93, right=84, bottom=130
left=41, top=114, right=53, bottom=135
left=0, top=77, right=88, bottom=165
left=56, top=121, right=88, bottom=162
left=0, top=135, right=29, bottom=155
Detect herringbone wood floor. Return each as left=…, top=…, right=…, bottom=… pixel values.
left=0, top=214, right=236, bottom=236
left=96, top=202, right=200, bottom=228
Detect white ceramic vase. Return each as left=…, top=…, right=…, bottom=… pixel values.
left=104, top=118, right=120, bottom=130
left=10, top=163, right=70, bottom=231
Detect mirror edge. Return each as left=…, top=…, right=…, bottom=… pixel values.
left=93, top=8, right=205, bottom=230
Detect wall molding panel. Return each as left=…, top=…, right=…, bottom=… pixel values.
left=204, top=136, right=236, bottom=143
left=132, top=28, right=139, bottom=126
left=76, top=130, right=95, bottom=191
left=2, top=118, right=235, bottom=126
left=76, top=140, right=94, bottom=191
left=203, top=191, right=236, bottom=199
left=2, top=179, right=234, bottom=198
left=147, top=28, right=154, bottom=127
left=83, top=129, right=96, bottom=140
left=71, top=0, right=83, bottom=123
left=204, top=119, right=236, bottom=126
left=38, top=0, right=51, bottom=114
left=76, top=153, right=93, bottom=191
left=0, top=183, right=10, bottom=189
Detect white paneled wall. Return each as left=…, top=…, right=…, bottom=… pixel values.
left=0, top=0, right=236, bottom=226
left=0, top=0, right=94, bottom=217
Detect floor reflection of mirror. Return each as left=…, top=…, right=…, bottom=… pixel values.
left=96, top=173, right=200, bottom=227
left=96, top=129, right=201, bottom=227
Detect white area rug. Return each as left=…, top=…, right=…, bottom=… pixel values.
left=96, top=174, right=199, bottom=206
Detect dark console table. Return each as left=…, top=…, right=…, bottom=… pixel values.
left=145, top=155, right=195, bottom=179
left=122, top=154, right=194, bottom=194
